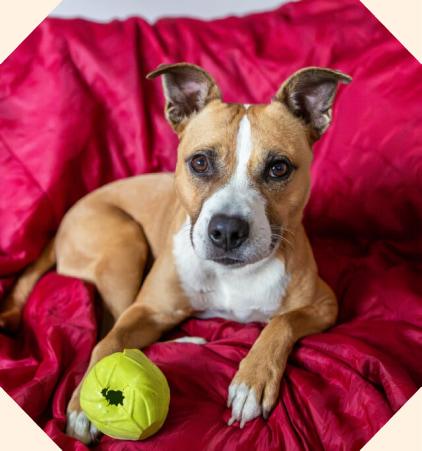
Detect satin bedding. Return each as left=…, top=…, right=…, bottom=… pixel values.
left=0, top=0, right=421, bottom=449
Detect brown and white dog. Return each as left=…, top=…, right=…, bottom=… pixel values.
left=0, top=63, right=351, bottom=443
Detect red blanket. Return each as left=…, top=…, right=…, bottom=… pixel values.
left=0, top=0, right=421, bottom=449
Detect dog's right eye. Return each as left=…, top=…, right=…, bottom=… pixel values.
left=189, top=154, right=210, bottom=174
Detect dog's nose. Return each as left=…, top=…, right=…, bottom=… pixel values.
left=208, top=214, right=249, bottom=251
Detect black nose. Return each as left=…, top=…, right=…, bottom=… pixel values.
left=208, top=214, right=249, bottom=251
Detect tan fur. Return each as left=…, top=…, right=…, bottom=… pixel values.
left=247, top=102, right=313, bottom=231
left=0, top=63, right=348, bottom=443
left=175, top=101, right=244, bottom=222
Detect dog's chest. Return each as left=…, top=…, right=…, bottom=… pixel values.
left=173, top=231, right=289, bottom=323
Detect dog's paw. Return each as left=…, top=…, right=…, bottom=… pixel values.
left=227, top=356, right=283, bottom=428
left=227, top=382, right=262, bottom=428
left=66, top=410, right=101, bottom=445
left=0, top=307, right=21, bottom=333
left=171, top=336, right=207, bottom=344
left=66, top=391, right=101, bottom=444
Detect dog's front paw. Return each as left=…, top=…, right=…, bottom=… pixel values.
left=227, top=356, right=283, bottom=428
left=66, top=393, right=101, bottom=444
left=66, top=410, right=100, bottom=445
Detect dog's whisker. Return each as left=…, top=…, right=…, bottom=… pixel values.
left=280, top=237, right=294, bottom=250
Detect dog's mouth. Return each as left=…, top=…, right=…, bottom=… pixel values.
left=210, top=256, right=245, bottom=266
left=208, top=233, right=283, bottom=268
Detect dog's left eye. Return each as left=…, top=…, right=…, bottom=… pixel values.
left=267, top=158, right=294, bottom=180
left=190, top=154, right=210, bottom=174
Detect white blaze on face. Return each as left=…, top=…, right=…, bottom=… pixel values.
left=233, top=113, right=253, bottom=188
left=191, top=106, right=273, bottom=263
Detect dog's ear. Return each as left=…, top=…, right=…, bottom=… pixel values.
left=275, top=67, right=351, bottom=141
left=147, top=62, right=221, bottom=133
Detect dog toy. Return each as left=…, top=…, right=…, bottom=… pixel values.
left=80, top=348, right=170, bottom=440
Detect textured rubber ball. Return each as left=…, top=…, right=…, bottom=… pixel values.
left=80, top=349, right=170, bottom=440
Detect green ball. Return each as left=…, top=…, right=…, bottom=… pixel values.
left=80, top=349, right=170, bottom=440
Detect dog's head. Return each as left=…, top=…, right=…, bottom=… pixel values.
left=147, top=63, right=350, bottom=267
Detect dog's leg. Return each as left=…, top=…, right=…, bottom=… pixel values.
left=92, top=233, right=150, bottom=337
left=66, top=253, right=191, bottom=444
left=227, top=277, right=337, bottom=427
left=56, top=205, right=152, bottom=327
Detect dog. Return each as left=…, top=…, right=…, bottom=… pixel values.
left=0, top=62, right=351, bottom=444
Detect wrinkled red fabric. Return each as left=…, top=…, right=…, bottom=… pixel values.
left=0, top=0, right=421, bottom=449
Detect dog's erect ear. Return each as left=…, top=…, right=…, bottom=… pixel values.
left=147, top=63, right=221, bottom=133
left=275, top=67, right=351, bottom=141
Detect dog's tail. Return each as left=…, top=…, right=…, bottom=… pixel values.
left=0, top=238, right=56, bottom=330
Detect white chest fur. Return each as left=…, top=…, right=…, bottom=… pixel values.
left=173, top=223, right=290, bottom=323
